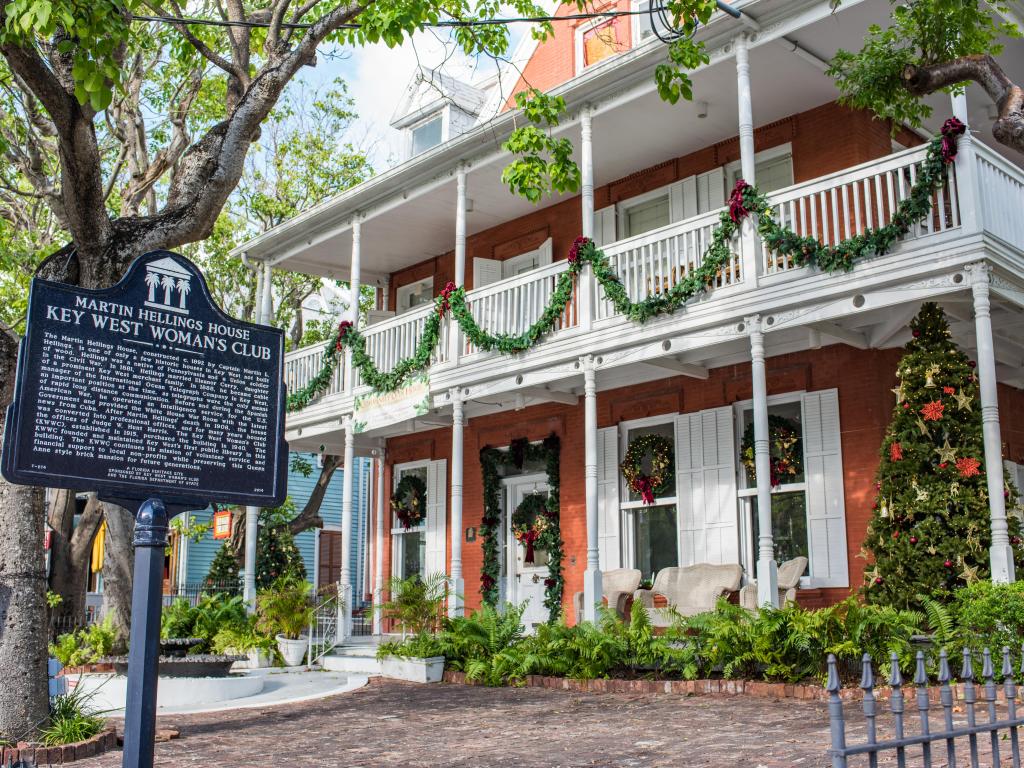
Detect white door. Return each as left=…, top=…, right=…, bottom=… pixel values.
left=504, top=474, right=550, bottom=631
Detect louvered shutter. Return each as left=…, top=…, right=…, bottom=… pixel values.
left=676, top=407, right=739, bottom=566
left=697, top=167, right=725, bottom=213
left=424, top=459, right=448, bottom=579
left=802, top=389, right=849, bottom=588
left=597, top=426, right=621, bottom=570
left=593, top=206, right=616, bottom=246
left=538, top=237, right=553, bottom=267
left=472, top=257, right=502, bottom=289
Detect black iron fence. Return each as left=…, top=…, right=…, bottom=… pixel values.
left=828, top=647, right=1024, bottom=767
left=161, top=580, right=241, bottom=607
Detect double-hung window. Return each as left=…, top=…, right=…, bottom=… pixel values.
left=392, top=463, right=428, bottom=580
left=620, top=419, right=679, bottom=580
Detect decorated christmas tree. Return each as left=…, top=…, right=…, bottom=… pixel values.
left=863, top=302, right=1023, bottom=608
left=204, top=542, right=241, bottom=593
left=255, top=502, right=307, bottom=590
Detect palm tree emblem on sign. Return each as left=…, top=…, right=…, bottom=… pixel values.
left=144, top=256, right=193, bottom=315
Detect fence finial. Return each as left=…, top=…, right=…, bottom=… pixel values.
left=914, top=650, right=928, bottom=686
left=860, top=653, right=874, bottom=690
left=983, top=648, right=995, bottom=681
left=827, top=653, right=842, bottom=693
left=889, top=651, right=903, bottom=688
left=938, top=649, right=951, bottom=683
left=1003, top=646, right=1014, bottom=679
left=962, top=647, right=975, bottom=681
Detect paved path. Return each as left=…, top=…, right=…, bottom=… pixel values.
left=79, top=679, right=842, bottom=767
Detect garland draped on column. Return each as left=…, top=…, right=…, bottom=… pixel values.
left=286, top=120, right=965, bottom=412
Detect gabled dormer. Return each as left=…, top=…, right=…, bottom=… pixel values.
left=390, top=67, right=490, bottom=160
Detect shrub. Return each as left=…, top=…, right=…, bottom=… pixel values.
left=211, top=615, right=276, bottom=655
left=49, top=615, right=117, bottom=668
left=39, top=687, right=106, bottom=746
left=378, top=573, right=449, bottom=636
left=952, top=580, right=1024, bottom=653
left=256, top=576, right=315, bottom=640
left=160, top=592, right=248, bottom=652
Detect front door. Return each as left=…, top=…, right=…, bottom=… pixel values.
left=318, top=530, right=343, bottom=588
left=504, top=474, right=550, bottom=631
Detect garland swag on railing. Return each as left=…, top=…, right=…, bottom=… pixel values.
left=286, top=120, right=965, bottom=412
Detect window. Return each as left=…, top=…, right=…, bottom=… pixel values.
left=393, top=464, right=428, bottom=581
left=621, top=420, right=679, bottom=579
left=619, top=190, right=671, bottom=240
left=576, top=16, right=629, bottom=72
left=396, top=277, right=433, bottom=314
left=727, top=147, right=794, bottom=195
left=503, top=250, right=540, bottom=278
left=411, top=115, right=443, bottom=156
left=632, top=0, right=676, bottom=44
left=736, top=398, right=809, bottom=579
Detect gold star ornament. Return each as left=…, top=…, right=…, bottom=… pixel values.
left=954, top=388, right=973, bottom=411
left=916, top=418, right=930, bottom=436
left=960, top=562, right=980, bottom=584
left=935, top=440, right=957, bottom=464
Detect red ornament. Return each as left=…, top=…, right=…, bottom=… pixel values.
left=956, top=457, right=982, bottom=478
left=969, top=361, right=977, bottom=369
left=920, top=400, right=945, bottom=421
left=912, top=330, right=921, bottom=338
left=943, top=386, right=955, bottom=395
left=902, top=403, right=910, bottom=410
left=939, top=462, right=948, bottom=469
left=874, top=577, right=884, bottom=585
left=890, top=442, right=903, bottom=461
left=944, top=560, right=953, bottom=568
left=910, top=536, right=918, bottom=544
left=892, top=531, right=900, bottom=539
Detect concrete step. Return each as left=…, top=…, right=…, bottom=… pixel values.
left=321, top=645, right=382, bottom=675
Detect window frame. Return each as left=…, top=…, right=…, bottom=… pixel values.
left=409, top=112, right=445, bottom=157
left=391, top=459, right=430, bottom=580
left=616, top=184, right=672, bottom=240
left=395, top=277, right=434, bottom=315
left=574, top=13, right=629, bottom=74
left=732, top=391, right=810, bottom=585
left=725, top=143, right=794, bottom=193
left=617, top=414, right=680, bottom=573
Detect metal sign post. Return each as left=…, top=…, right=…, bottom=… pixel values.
left=1, top=251, right=288, bottom=768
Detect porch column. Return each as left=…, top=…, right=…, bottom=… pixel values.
left=455, top=168, right=468, bottom=286
left=748, top=315, right=779, bottom=607
left=349, top=217, right=363, bottom=328
left=582, top=355, right=602, bottom=622
left=951, top=93, right=981, bottom=233
left=449, top=390, right=465, bottom=616
left=735, top=34, right=760, bottom=284
left=579, top=107, right=595, bottom=331
left=260, top=259, right=274, bottom=327
left=340, top=423, right=356, bottom=640
left=373, top=451, right=386, bottom=635
left=969, top=263, right=1016, bottom=583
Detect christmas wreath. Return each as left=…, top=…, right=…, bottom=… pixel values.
left=741, top=415, right=803, bottom=487
left=391, top=474, right=427, bottom=529
left=511, top=493, right=551, bottom=563
left=621, top=434, right=674, bottom=504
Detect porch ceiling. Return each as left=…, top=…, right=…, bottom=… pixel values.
left=251, top=0, right=1024, bottom=284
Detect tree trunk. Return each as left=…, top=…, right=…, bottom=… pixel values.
left=100, top=503, right=136, bottom=647
left=48, top=492, right=103, bottom=632
left=288, top=454, right=341, bottom=537
left=0, top=477, right=49, bottom=742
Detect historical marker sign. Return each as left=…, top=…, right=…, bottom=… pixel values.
left=1, top=250, right=288, bottom=510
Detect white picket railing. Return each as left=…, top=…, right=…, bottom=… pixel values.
left=356, top=302, right=450, bottom=387
left=763, top=144, right=960, bottom=275
left=975, top=142, right=1024, bottom=247
left=594, top=208, right=741, bottom=322
left=284, top=341, right=345, bottom=403
left=461, top=260, right=579, bottom=356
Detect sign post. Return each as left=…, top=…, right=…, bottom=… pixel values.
left=1, top=251, right=288, bottom=768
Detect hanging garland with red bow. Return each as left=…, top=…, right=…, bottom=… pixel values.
left=620, top=434, right=674, bottom=504
left=288, top=121, right=966, bottom=411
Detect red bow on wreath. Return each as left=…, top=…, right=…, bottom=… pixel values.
left=728, top=179, right=752, bottom=223
left=437, top=281, right=457, bottom=317
left=940, top=117, right=966, bottom=163
left=336, top=320, right=353, bottom=351
left=635, top=476, right=656, bottom=505
left=568, top=236, right=590, bottom=265
left=517, top=528, right=540, bottom=563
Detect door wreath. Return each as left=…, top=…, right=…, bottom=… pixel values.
left=511, top=493, right=551, bottom=564
left=391, top=474, right=427, bottom=529
left=740, top=415, right=803, bottom=487
left=620, top=434, right=674, bottom=504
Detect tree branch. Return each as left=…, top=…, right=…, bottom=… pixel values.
left=288, top=454, right=341, bottom=536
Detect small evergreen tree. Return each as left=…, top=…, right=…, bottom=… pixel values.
left=255, top=500, right=307, bottom=590
left=863, top=302, right=1023, bottom=608
left=205, top=542, right=241, bottom=593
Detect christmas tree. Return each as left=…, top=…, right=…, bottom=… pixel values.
left=204, top=542, right=241, bottom=593
left=863, top=302, right=1023, bottom=608
left=255, top=503, right=307, bottom=590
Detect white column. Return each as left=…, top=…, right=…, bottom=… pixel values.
left=260, top=260, right=273, bottom=326
left=349, top=218, right=362, bottom=327
left=581, top=355, right=602, bottom=622
left=373, top=452, right=386, bottom=635
left=970, top=264, right=1016, bottom=583
left=951, top=92, right=981, bottom=233
left=340, top=424, right=356, bottom=639
left=735, top=35, right=756, bottom=185
left=579, top=107, right=595, bottom=332
left=449, top=391, right=465, bottom=616
left=455, top=169, right=468, bottom=286
left=748, top=315, right=779, bottom=607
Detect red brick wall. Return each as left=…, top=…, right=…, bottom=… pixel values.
left=388, top=102, right=898, bottom=305
left=378, top=344, right=1024, bottom=618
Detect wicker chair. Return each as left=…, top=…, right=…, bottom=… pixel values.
left=739, top=556, right=809, bottom=611
left=573, top=568, right=643, bottom=621
left=632, top=564, right=743, bottom=627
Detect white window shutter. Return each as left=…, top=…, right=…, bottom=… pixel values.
left=472, top=257, right=502, bottom=289
left=802, top=389, right=849, bottom=588
left=593, top=206, right=616, bottom=247
left=675, top=408, right=738, bottom=566
left=425, top=459, right=447, bottom=578
left=697, top=167, right=725, bottom=213
left=597, top=426, right=621, bottom=570
left=538, top=237, right=553, bottom=267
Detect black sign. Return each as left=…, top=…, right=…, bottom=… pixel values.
left=1, top=251, right=288, bottom=510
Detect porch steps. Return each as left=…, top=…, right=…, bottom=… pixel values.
left=321, top=643, right=383, bottom=675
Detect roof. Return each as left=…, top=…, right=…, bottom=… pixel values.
left=390, top=67, right=491, bottom=129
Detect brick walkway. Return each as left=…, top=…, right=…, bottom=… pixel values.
left=76, top=678, right=842, bottom=767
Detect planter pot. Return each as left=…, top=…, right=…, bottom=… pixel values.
left=228, top=648, right=274, bottom=669
left=381, top=655, right=445, bottom=683
left=276, top=635, right=307, bottom=667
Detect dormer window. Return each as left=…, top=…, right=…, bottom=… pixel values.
left=411, top=115, right=443, bottom=157
left=575, top=16, right=628, bottom=73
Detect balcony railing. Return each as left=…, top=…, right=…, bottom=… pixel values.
left=283, top=143, right=1019, bottom=410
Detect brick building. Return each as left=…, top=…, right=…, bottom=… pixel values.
left=237, top=0, right=1024, bottom=635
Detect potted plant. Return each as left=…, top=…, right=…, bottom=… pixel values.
left=212, top=619, right=277, bottom=669
left=375, top=572, right=449, bottom=683
left=256, top=576, right=315, bottom=667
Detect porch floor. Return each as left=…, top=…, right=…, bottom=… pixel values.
left=79, top=678, right=864, bottom=767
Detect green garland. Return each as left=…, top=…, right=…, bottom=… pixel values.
left=479, top=434, right=562, bottom=620
left=740, top=414, right=803, bottom=488
left=620, top=433, right=675, bottom=504
left=287, top=124, right=963, bottom=411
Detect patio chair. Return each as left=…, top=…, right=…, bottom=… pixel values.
left=573, top=568, right=643, bottom=621
left=632, top=563, right=743, bottom=627
left=738, top=556, right=809, bottom=611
